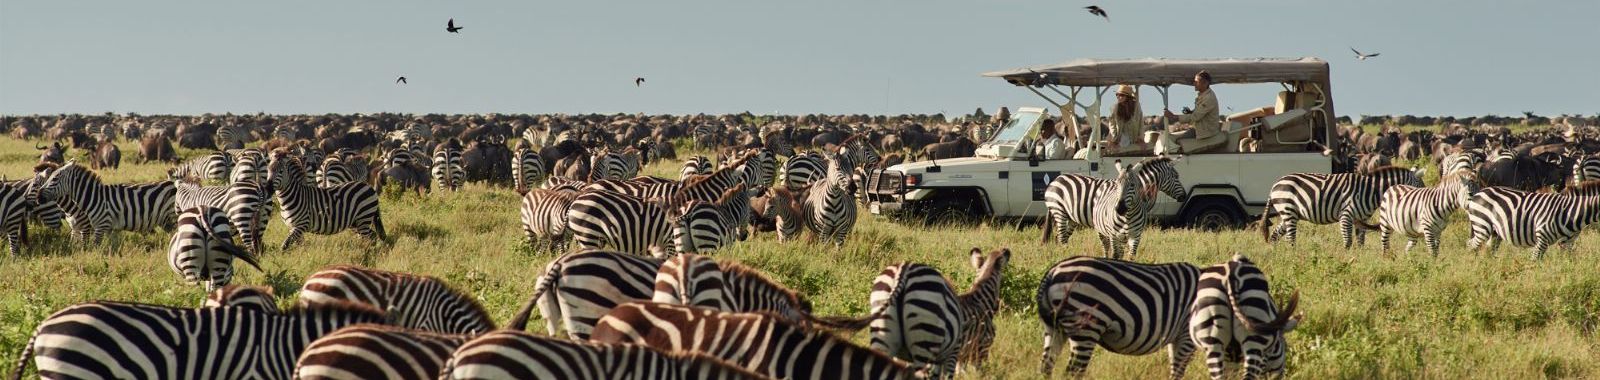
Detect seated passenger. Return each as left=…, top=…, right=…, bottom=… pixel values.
left=1163, top=71, right=1221, bottom=143
left=1110, top=85, right=1144, bottom=149
left=1037, top=119, right=1068, bottom=160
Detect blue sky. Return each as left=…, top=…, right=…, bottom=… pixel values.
left=2, top=0, right=1595, bottom=117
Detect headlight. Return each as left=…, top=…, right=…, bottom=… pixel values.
left=904, top=174, right=921, bottom=188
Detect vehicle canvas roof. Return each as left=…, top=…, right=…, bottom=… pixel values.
left=982, top=57, right=1329, bottom=87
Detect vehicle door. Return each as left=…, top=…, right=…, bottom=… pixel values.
left=1006, top=155, right=1093, bottom=218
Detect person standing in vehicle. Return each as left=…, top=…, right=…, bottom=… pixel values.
left=1037, top=118, right=1068, bottom=160
left=1164, top=71, right=1220, bottom=140
left=1110, top=84, right=1144, bottom=148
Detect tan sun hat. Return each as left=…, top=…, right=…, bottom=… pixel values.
left=1116, top=85, right=1137, bottom=97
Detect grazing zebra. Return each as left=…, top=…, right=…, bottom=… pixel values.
left=18, top=168, right=66, bottom=229
left=1377, top=171, right=1484, bottom=255
left=1036, top=256, right=1201, bottom=378
left=651, top=253, right=846, bottom=327
left=801, top=153, right=857, bottom=246
left=668, top=184, right=752, bottom=254
left=781, top=151, right=825, bottom=190
left=953, top=248, right=1011, bottom=370
left=867, top=262, right=964, bottom=378
left=0, top=181, right=29, bottom=256
left=266, top=150, right=386, bottom=250
left=506, top=250, right=664, bottom=340
left=168, top=206, right=262, bottom=291
left=1187, top=254, right=1302, bottom=380
left=1041, top=160, right=1161, bottom=259
left=758, top=185, right=807, bottom=242
left=512, top=141, right=546, bottom=192
left=566, top=189, right=675, bottom=256
left=36, top=161, right=177, bottom=246
left=294, top=324, right=472, bottom=380
left=680, top=155, right=712, bottom=180
left=202, top=284, right=279, bottom=313
left=591, top=302, right=930, bottom=380
left=1259, top=166, right=1423, bottom=248
left=298, top=265, right=495, bottom=334
left=433, top=139, right=465, bottom=191
left=519, top=188, right=580, bottom=252
left=172, top=151, right=234, bottom=183
left=224, top=180, right=275, bottom=255
left=229, top=149, right=268, bottom=185
left=441, top=329, right=764, bottom=380
left=590, top=150, right=642, bottom=181
left=12, top=300, right=386, bottom=380
left=1467, top=187, right=1600, bottom=259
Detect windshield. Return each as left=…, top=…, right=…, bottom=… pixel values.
left=989, top=111, right=1042, bottom=145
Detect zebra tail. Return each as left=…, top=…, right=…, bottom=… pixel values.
left=11, top=332, right=36, bottom=380
left=1224, top=263, right=1300, bottom=336
left=1040, top=213, right=1054, bottom=243
left=1258, top=204, right=1273, bottom=242
left=221, top=241, right=263, bottom=271
left=507, top=257, right=564, bottom=330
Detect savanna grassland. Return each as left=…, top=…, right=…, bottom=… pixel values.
left=1, top=134, right=1597, bottom=379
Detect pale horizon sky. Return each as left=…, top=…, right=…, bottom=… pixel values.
left=2, top=0, right=1596, bottom=118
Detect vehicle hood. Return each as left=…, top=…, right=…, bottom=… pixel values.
left=887, top=157, right=1009, bottom=173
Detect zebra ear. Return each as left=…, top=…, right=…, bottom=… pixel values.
left=969, top=247, right=984, bottom=270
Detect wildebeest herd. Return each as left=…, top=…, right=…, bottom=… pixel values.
left=4, top=112, right=1599, bottom=379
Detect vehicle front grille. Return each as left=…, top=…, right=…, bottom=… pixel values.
left=866, top=170, right=903, bottom=195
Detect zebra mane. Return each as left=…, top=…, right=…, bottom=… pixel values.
left=715, top=183, right=747, bottom=205
left=768, top=186, right=805, bottom=216
left=965, top=248, right=1010, bottom=295
left=1566, top=179, right=1600, bottom=194
left=1364, top=165, right=1415, bottom=176
left=32, top=162, right=60, bottom=173
left=282, top=299, right=388, bottom=319
left=681, top=158, right=746, bottom=189
left=716, top=260, right=810, bottom=308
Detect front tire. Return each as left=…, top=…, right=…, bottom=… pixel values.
left=1184, top=198, right=1244, bottom=231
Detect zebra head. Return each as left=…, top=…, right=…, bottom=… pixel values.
left=29, top=162, right=60, bottom=205
left=36, top=160, right=88, bottom=204
left=1111, top=160, right=1151, bottom=214
left=1447, top=171, right=1485, bottom=207
left=1140, top=156, right=1188, bottom=202
left=821, top=152, right=853, bottom=191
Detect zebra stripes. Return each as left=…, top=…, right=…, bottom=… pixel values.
left=590, top=150, right=642, bottom=181
left=37, top=161, right=177, bottom=246
left=506, top=250, right=664, bottom=340
left=1041, top=161, right=1155, bottom=258
left=591, top=302, right=929, bottom=380
left=168, top=206, right=262, bottom=291
left=650, top=253, right=819, bottom=325
left=512, top=142, right=546, bottom=192
left=172, top=152, right=234, bottom=184
left=801, top=153, right=856, bottom=246
left=13, top=300, right=386, bottom=380
left=519, top=188, right=579, bottom=252
left=672, top=155, right=754, bottom=204
left=1573, top=153, right=1600, bottom=186
left=441, top=329, right=765, bottom=380
left=669, top=184, right=752, bottom=254
left=759, top=186, right=807, bottom=242
left=0, top=181, right=29, bottom=256
left=1186, top=254, right=1301, bottom=380
left=433, top=140, right=465, bottom=191
left=868, top=262, right=963, bottom=378
left=1377, top=171, right=1483, bottom=255
left=1260, top=166, right=1423, bottom=248
left=1467, top=187, right=1600, bottom=259
left=266, top=150, right=385, bottom=250
left=1036, top=256, right=1201, bottom=378
left=294, top=324, right=472, bottom=380
left=174, top=179, right=230, bottom=212
left=566, top=189, right=675, bottom=256
left=224, top=180, right=275, bottom=255
left=681, top=155, right=712, bottom=180
left=229, top=149, right=268, bottom=185
left=297, top=266, right=495, bottom=335
left=953, top=248, right=1011, bottom=370
left=583, top=178, right=681, bottom=200
left=18, top=168, right=66, bottom=229
left=781, top=151, right=825, bottom=191
left=214, top=123, right=248, bottom=150
left=202, top=284, right=280, bottom=313
left=318, top=154, right=365, bottom=188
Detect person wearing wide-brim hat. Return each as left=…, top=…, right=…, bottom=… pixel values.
left=1110, top=84, right=1144, bottom=149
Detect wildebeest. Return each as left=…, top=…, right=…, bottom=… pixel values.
left=461, top=136, right=513, bottom=185
left=87, top=138, right=122, bottom=170
left=37, top=142, right=66, bottom=165
left=139, top=135, right=178, bottom=163
left=918, top=136, right=977, bottom=160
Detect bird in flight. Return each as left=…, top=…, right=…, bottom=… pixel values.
left=1350, top=47, right=1379, bottom=61
left=447, top=18, right=463, bottom=33
left=396, top=76, right=407, bottom=84
left=1085, top=6, right=1108, bottom=21
left=635, top=77, right=645, bottom=87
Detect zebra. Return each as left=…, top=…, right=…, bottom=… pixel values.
left=0, top=181, right=29, bottom=256
left=590, top=150, right=642, bottom=181
left=266, top=150, right=385, bottom=250
left=17, top=167, right=66, bottom=229
left=440, top=329, right=765, bottom=380
left=1567, top=180, right=1600, bottom=198
left=229, top=149, right=268, bottom=185
left=173, top=178, right=230, bottom=212
left=12, top=300, right=387, bottom=380
left=681, top=155, right=712, bottom=180
left=298, top=265, right=495, bottom=335
left=953, top=248, right=1011, bottom=371
left=541, top=176, right=586, bottom=193
left=801, top=153, right=857, bottom=246
left=512, top=141, right=546, bottom=192
left=506, top=250, right=665, bottom=340
left=651, top=253, right=850, bottom=328
left=224, top=179, right=275, bottom=255
left=836, top=134, right=882, bottom=173
left=1467, top=186, right=1600, bottom=259
left=866, top=262, right=964, bottom=378
left=294, top=324, right=473, bottom=380
left=583, top=177, right=682, bottom=200
left=566, top=189, right=676, bottom=256
left=296, top=145, right=328, bottom=187
left=168, top=206, right=262, bottom=291
left=172, top=151, right=234, bottom=184
left=757, top=185, right=807, bottom=242
left=214, top=123, right=248, bottom=150
left=433, top=139, right=465, bottom=191
left=36, top=161, right=177, bottom=246
left=1439, top=149, right=1484, bottom=177
left=519, top=188, right=580, bottom=252
left=591, top=302, right=930, bottom=380
left=735, top=148, right=778, bottom=188
left=1041, top=160, right=1161, bottom=259
left=318, top=154, right=357, bottom=187
left=1377, top=171, right=1484, bottom=255
left=781, top=151, right=825, bottom=190
left=1187, top=254, right=1302, bottom=380
left=202, top=284, right=280, bottom=313
left=1572, top=152, right=1600, bottom=186
left=671, top=155, right=754, bottom=204
left=668, top=184, right=752, bottom=254
left=1036, top=256, right=1201, bottom=378
left=1259, top=166, right=1424, bottom=248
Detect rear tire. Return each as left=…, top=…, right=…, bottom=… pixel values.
left=1184, top=198, right=1245, bottom=231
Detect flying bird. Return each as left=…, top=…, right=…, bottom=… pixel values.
left=635, top=77, right=645, bottom=87
left=1085, top=6, right=1108, bottom=21
left=396, top=76, right=407, bottom=84
left=446, top=18, right=463, bottom=33
left=1350, top=47, right=1379, bottom=60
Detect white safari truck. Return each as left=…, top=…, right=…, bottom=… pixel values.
left=865, top=57, right=1342, bottom=229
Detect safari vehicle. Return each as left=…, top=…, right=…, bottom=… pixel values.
left=865, top=57, right=1341, bottom=229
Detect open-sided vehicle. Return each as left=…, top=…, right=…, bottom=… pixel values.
left=865, top=57, right=1342, bottom=229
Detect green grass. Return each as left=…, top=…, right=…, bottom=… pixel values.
left=2, top=136, right=1597, bottom=379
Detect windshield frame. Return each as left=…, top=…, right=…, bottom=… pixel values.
left=986, top=111, right=1042, bottom=146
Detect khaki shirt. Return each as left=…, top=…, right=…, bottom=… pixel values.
left=1040, top=136, right=1068, bottom=160
left=1177, top=89, right=1220, bottom=139
left=1112, top=107, right=1144, bottom=146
